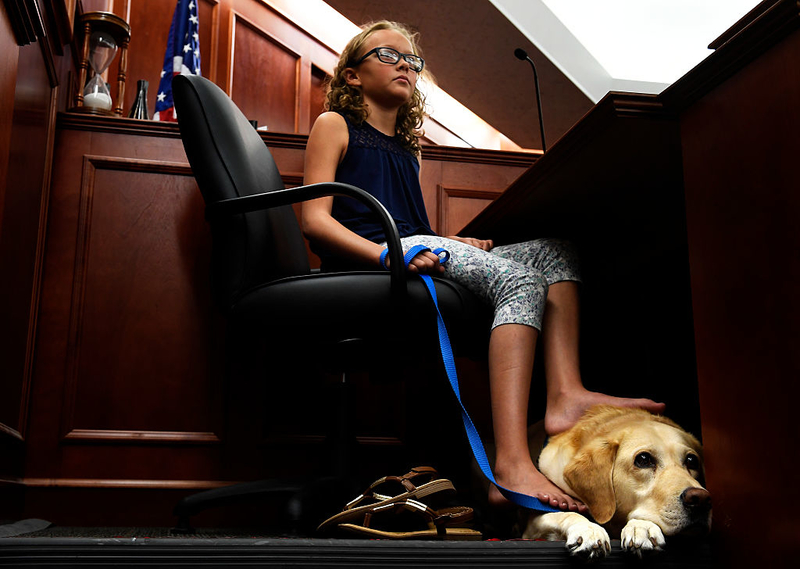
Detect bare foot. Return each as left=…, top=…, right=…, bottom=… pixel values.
left=490, top=461, right=587, bottom=513
left=545, top=387, right=666, bottom=436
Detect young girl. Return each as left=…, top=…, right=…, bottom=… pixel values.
left=302, top=21, right=665, bottom=512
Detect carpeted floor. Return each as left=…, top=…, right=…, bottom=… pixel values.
left=6, top=525, right=283, bottom=539
left=0, top=524, right=719, bottom=569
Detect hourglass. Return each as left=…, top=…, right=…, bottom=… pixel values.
left=83, top=31, right=116, bottom=111
left=72, top=12, right=131, bottom=116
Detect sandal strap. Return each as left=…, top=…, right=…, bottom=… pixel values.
left=360, top=499, right=474, bottom=537
left=345, top=466, right=440, bottom=510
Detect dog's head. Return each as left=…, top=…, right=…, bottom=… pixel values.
left=559, top=406, right=711, bottom=536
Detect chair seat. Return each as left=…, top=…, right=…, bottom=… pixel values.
left=228, top=271, right=492, bottom=356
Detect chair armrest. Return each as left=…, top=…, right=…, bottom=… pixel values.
left=205, top=182, right=406, bottom=298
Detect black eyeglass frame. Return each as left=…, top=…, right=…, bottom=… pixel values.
left=354, top=47, right=425, bottom=73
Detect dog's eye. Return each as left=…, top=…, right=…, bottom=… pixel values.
left=634, top=452, right=656, bottom=468
left=685, top=454, right=700, bottom=470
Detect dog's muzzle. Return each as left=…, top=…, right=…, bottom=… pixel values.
left=680, top=487, right=712, bottom=534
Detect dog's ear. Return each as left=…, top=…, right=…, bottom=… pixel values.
left=563, top=439, right=618, bottom=524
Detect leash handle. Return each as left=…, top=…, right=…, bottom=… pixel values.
left=380, top=244, right=449, bottom=270
left=381, top=244, right=559, bottom=513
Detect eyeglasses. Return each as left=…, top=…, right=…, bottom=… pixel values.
left=355, top=47, right=425, bottom=73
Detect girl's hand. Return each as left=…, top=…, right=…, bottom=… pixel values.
left=446, top=235, right=494, bottom=251
left=383, top=249, right=445, bottom=274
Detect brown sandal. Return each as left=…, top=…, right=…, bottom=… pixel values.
left=317, top=466, right=455, bottom=532
left=337, top=499, right=482, bottom=540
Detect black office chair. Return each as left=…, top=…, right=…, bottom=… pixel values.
left=170, top=74, right=491, bottom=534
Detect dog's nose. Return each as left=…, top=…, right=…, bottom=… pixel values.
left=681, top=487, right=712, bottom=512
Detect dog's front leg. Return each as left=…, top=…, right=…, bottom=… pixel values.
left=523, top=512, right=611, bottom=560
left=621, top=519, right=665, bottom=558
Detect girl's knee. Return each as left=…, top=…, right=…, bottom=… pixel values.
left=538, top=237, right=579, bottom=259
left=525, top=268, right=549, bottom=295
left=494, top=268, right=548, bottom=329
left=498, top=266, right=548, bottom=304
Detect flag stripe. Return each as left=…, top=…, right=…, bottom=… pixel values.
left=154, top=0, right=201, bottom=121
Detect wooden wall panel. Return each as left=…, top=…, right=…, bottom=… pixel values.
left=10, top=0, right=537, bottom=526
left=231, top=14, right=299, bottom=132
left=60, top=156, right=223, bottom=441
left=0, top=40, right=56, bottom=439
left=438, top=187, right=501, bottom=237
left=679, top=24, right=800, bottom=568
left=0, top=3, right=19, bottom=222
left=222, top=0, right=339, bottom=134
left=23, top=125, right=229, bottom=483
left=429, top=152, right=529, bottom=236
left=309, top=64, right=329, bottom=127
left=0, top=1, right=60, bottom=521
left=18, top=115, right=534, bottom=525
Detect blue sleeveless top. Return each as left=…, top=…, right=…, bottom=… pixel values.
left=331, top=114, right=435, bottom=245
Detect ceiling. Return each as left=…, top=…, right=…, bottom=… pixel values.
left=324, top=0, right=593, bottom=150
left=323, top=0, right=760, bottom=150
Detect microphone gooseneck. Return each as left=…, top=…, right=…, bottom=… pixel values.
left=514, top=47, right=546, bottom=153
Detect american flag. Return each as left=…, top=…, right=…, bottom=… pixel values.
left=154, top=0, right=201, bottom=121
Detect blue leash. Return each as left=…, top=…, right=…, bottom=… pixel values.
left=381, top=244, right=558, bottom=513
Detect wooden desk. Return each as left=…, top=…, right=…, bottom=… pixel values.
left=462, top=92, right=700, bottom=433
left=464, top=1, right=800, bottom=565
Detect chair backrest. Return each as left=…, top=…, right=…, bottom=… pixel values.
left=173, top=74, right=310, bottom=309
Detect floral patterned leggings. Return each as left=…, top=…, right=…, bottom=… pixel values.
left=389, top=236, right=581, bottom=331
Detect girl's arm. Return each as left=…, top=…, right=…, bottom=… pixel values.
left=302, top=112, right=386, bottom=268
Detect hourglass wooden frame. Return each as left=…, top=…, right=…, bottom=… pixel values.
left=71, top=11, right=131, bottom=116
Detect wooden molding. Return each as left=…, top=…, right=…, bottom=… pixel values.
left=3, top=0, right=45, bottom=46
left=55, top=112, right=539, bottom=166
left=262, top=434, right=403, bottom=447
left=421, top=144, right=538, bottom=168
left=0, top=422, right=24, bottom=442
left=662, top=0, right=800, bottom=111
left=62, top=429, right=221, bottom=445
left=23, top=478, right=235, bottom=489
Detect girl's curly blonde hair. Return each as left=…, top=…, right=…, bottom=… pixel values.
left=326, top=21, right=428, bottom=154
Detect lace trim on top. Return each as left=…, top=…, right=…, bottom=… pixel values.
left=347, top=119, right=411, bottom=159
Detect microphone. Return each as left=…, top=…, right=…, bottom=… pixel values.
left=514, top=48, right=547, bottom=153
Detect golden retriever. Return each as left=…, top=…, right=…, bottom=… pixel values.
left=522, top=405, right=711, bottom=560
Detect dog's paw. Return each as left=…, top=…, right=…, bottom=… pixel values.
left=565, top=521, right=611, bottom=560
left=621, top=519, right=665, bottom=558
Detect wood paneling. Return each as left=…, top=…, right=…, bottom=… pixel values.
left=17, top=112, right=525, bottom=525
left=0, top=0, right=540, bottom=527
left=0, top=0, right=20, bottom=271
left=677, top=15, right=800, bottom=568
left=0, top=1, right=61, bottom=522
left=438, top=186, right=501, bottom=237
left=59, top=156, right=223, bottom=441
left=0, top=35, right=57, bottom=440
left=461, top=2, right=800, bottom=564
left=231, top=14, right=299, bottom=132
left=309, top=64, right=328, bottom=127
